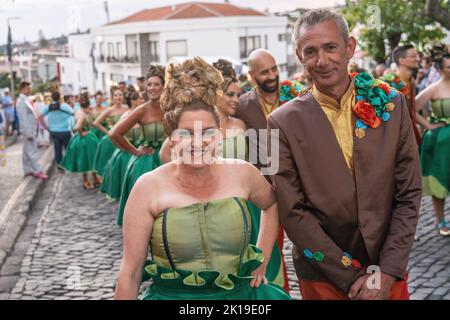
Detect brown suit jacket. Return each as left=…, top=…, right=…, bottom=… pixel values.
left=236, top=89, right=269, bottom=170
left=267, top=91, right=421, bottom=293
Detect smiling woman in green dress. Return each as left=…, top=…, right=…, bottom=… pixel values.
left=90, top=91, right=108, bottom=140
left=92, top=89, right=129, bottom=181
left=109, top=65, right=166, bottom=226
left=415, top=51, right=450, bottom=236
left=114, top=57, right=291, bottom=300
left=100, top=92, right=145, bottom=200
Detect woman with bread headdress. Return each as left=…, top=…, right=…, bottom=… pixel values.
left=110, top=65, right=166, bottom=226
left=92, top=88, right=129, bottom=181
left=114, top=57, right=291, bottom=300
left=100, top=91, right=145, bottom=200
left=59, top=92, right=101, bottom=190
left=415, top=44, right=450, bottom=236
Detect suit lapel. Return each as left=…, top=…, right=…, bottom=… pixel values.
left=249, top=89, right=269, bottom=130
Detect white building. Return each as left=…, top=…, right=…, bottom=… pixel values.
left=58, top=1, right=290, bottom=95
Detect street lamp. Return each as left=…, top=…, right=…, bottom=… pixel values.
left=7, top=16, right=21, bottom=100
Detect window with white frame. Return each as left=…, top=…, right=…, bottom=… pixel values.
left=166, top=40, right=187, bottom=61
left=239, top=36, right=261, bottom=59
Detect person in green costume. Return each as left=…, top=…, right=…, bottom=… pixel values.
left=90, top=91, right=108, bottom=140
left=101, top=92, right=145, bottom=200
left=59, top=92, right=101, bottom=190
left=92, top=88, right=129, bottom=180
left=415, top=50, right=450, bottom=236
left=110, top=65, right=166, bottom=226
left=114, top=57, right=291, bottom=300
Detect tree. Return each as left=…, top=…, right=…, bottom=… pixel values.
left=425, top=0, right=450, bottom=29
left=38, top=29, right=49, bottom=48
left=343, top=0, right=446, bottom=63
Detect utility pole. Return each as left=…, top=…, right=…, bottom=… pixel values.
left=104, top=1, right=110, bottom=24
left=7, top=17, right=20, bottom=100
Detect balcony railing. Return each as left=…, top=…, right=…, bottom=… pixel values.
left=98, top=55, right=139, bottom=64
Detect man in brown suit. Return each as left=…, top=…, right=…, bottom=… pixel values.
left=268, top=10, right=421, bottom=300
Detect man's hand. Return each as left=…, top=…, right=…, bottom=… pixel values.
left=349, top=272, right=396, bottom=300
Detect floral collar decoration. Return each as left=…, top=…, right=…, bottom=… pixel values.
left=351, top=72, right=398, bottom=139
left=279, top=80, right=307, bottom=106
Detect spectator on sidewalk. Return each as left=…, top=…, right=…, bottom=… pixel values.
left=16, top=81, right=48, bottom=180
left=34, top=93, right=51, bottom=147
left=0, top=105, right=6, bottom=166
left=40, top=91, right=74, bottom=165
left=1, top=88, right=15, bottom=136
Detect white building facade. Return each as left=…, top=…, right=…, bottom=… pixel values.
left=58, top=2, right=289, bottom=95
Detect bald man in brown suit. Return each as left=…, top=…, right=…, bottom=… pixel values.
left=268, top=10, right=421, bottom=300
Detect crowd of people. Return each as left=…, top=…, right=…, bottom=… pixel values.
left=0, top=8, right=449, bottom=300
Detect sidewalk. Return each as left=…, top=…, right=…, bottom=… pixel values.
left=0, top=137, right=54, bottom=269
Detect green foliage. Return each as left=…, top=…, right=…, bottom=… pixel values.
left=342, top=0, right=446, bottom=63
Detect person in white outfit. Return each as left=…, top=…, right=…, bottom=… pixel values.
left=16, top=81, right=48, bottom=180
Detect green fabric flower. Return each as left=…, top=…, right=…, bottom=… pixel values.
left=354, top=72, right=374, bottom=89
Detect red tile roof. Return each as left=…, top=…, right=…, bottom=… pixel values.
left=109, top=2, right=266, bottom=25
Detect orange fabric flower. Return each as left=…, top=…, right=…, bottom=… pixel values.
left=353, top=100, right=381, bottom=128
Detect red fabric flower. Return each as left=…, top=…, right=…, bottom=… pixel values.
left=393, top=77, right=401, bottom=85
left=353, top=100, right=381, bottom=128
left=350, top=72, right=359, bottom=79
left=378, top=83, right=390, bottom=95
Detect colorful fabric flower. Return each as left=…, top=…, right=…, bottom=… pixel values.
left=353, top=100, right=381, bottom=128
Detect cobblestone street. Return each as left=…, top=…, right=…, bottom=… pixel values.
left=1, top=169, right=449, bottom=300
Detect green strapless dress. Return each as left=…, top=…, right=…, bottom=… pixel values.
left=420, top=98, right=450, bottom=199
left=59, top=117, right=99, bottom=173
left=100, top=126, right=142, bottom=200
left=220, top=134, right=286, bottom=289
left=93, top=115, right=121, bottom=177
left=140, top=197, right=291, bottom=300
left=117, top=122, right=166, bottom=226
left=90, top=114, right=109, bottom=140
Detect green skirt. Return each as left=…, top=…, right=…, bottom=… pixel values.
left=91, top=128, right=106, bottom=140
left=93, top=135, right=117, bottom=177
left=100, top=149, right=132, bottom=200
left=59, top=132, right=99, bottom=173
left=117, top=150, right=161, bottom=226
left=420, top=125, right=450, bottom=199
left=247, top=201, right=285, bottom=289
left=140, top=245, right=291, bottom=300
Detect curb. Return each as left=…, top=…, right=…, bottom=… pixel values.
left=0, top=146, right=55, bottom=269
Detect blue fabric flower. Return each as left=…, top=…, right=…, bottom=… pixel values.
left=389, top=91, right=397, bottom=99
left=356, top=119, right=368, bottom=130
left=382, top=112, right=390, bottom=122
left=303, top=249, right=314, bottom=260
left=356, top=95, right=364, bottom=102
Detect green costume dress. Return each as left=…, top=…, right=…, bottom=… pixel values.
left=220, top=133, right=286, bottom=289
left=117, top=122, right=166, bottom=226
left=93, top=115, right=121, bottom=177
left=420, top=98, right=450, bottom=199
left=140, top=197, right=291, bottom=300
left=59, top=115, right=99, bottom=173
left=100, top=126, right=143, bottom=200
left=90, top=112, right=108, bottom=140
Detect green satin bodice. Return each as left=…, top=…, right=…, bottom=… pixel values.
left=124, top=126, right=143, bottom=147
left=140, top=122, right=166, bottom=149
left=150, top=197, right=252, bottom=280
left=431, top=98, right=450, bottom=124
left=220, top=133, right=248, bottom=161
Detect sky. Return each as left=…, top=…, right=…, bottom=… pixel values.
left=0, top=0, right=345, bottom=45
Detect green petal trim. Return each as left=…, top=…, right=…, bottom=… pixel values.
left=422, top=175, right=449, bottom=199
left=143, top=244, right=265, bottom=291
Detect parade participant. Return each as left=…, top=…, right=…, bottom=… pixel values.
left=100, top=92, right=144, bottom=200
left=235, top=49, right=297, bottom=291
left=213, top=58, right=287, bottom=290
left=92, top=88, right=128, bottom=180
left=268, top=9, right=421, bottom=300
left=16, top=81, right=48, bottom=180
left=60, top=92, right=100, bottom=189
left=109, top=65, right=166, bottom=226
left=90, top=91, right=108, bottom=140
left=40, top=91, right=74, bottom=164
left=415, top=48, right=450, bottom=236
left=114, top=57, right=291, bottom=300
left=382, top=44, right=421, bottom=144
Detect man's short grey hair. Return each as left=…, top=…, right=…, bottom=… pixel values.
left=292, top=9, right=350, bottom=47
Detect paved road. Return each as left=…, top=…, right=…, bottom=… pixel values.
left=1, top=170, right=450, bottom=300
